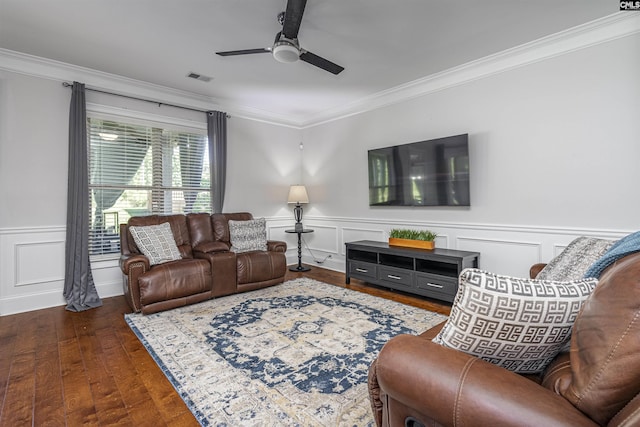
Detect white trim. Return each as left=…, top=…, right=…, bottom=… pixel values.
left=87, top=103, right=207, bottom=132
left=1, top=219, right=629, bottom=242
left=0, top=219, right=629, bottom=315
left=303, top=12, right=640, bottom=127
left=0, top=226, right=66, bottom=235
left=1, top=13, right=638, bottom=129
left=0, top=48, right=302, bottom=128
left=300, top=215, right=631, bottom=239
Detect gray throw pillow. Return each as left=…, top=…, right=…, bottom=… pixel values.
left=228, top=218, right=268, bottom=253
left=536, top=237, right=614, bottom=281
left=129, top=222, right=182, bottom=265
left=432, top=268, right=597, bottom=374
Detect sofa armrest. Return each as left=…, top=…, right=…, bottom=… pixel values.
left=119, top=253, right=150, bottom=274
left=530, top=262, right=547, bottom=279
left=376, top=334, right=598, bottom=427
left=267, top=240, right=287, bottom=253
left=193, top=241, right=230, bottom=254
left=119, top=253, right=150, bottom=313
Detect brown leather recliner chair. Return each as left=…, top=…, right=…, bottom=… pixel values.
left=119, top=212, right=286, bottom=314
left=368, top=252, right=640, bottom=427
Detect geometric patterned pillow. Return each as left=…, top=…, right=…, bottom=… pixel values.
left=129, top=222, right=182, bottom=266
left=228, top=218, right=268, bottom=253
left=432, top=268, right=598, bottom=374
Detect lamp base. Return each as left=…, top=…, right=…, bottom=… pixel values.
left=289, top=265, right=311, bottom=272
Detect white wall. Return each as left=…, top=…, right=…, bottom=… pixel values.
left=1, top=28, right=639, bottom=315
left=304, top=35, right=640, bottom=228
left=0, top=71, right=302, bottom=315
left=297, top=33, right=640, bottom=277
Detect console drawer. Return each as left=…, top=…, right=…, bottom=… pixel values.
left=349, top=261, right=377, bottom=280
left=416, top=272, right=458, bottom=298
left=379, top=266, right=414, bottom=290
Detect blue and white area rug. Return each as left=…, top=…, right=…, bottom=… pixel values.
left=125, top=278, right=446, bottom=426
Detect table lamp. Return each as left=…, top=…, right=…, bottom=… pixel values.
left=288, top=185, right=309, bottom=232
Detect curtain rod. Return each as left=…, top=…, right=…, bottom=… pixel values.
left=62, top=82, right=229, bottom=117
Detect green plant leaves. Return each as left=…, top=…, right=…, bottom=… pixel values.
left=389, top=228, right=437, bottom=241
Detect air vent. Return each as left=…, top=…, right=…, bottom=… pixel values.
left=186, top=72, right=212, bottom=82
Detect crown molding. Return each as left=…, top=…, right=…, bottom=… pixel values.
left=0, top=48, right=303, bottom=128
left=302, top=12, right=640, bottom=128
left=1, top=12, right=638, bottom=130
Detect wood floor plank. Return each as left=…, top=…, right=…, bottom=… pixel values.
left=96, top=328, right=171, bottom=424
left=2, top=351, right=35, bottom=426
left=59, top=337, right=100, bottom=425
left=34, top=347, right=66, bottom=427
left=0, top=266, right=449, bottom=426
left=0, top=314, right=18, bottom=421
left=32, top=308, right=66, bottom=426
left=76, top=327, right=131, bottom=426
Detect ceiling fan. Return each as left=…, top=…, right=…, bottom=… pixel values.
left=215, top=0, right=344, bottom=75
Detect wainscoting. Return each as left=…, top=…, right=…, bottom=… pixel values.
left=0, top=218, right=629, bottom=316
left=271, top=215, right=627, bottom=282
left=0, top=227, right=122, bottom=316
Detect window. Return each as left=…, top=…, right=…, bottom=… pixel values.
left=88, top=116, right=210, bottom=256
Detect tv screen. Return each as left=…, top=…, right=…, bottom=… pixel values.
left=368, top=134, right=470, bottom=207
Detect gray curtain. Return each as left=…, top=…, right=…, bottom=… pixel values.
left=63, top=82, right=102, bottom=312
left=207, top=111, right=227, bottom=213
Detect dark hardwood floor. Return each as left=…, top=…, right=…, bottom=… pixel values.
left=0, top=266, right=450, bottom=426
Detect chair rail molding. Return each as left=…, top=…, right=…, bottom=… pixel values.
left=0, top=218, right=629, bottom=316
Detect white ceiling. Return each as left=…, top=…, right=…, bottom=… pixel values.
left=0, top=1, right=617, bottom=124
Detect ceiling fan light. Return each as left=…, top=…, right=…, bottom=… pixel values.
left=272, top=42, right=299, bottom=63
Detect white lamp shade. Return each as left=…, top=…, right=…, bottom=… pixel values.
left=288, top=185, right=309, bottom=204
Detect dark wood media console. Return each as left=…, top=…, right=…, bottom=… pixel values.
left=345, top=240, right=480, bottom=303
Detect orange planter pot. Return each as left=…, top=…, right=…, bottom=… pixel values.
left=388, top=238, right=435, bottom=250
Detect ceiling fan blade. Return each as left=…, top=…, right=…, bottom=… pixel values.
left=216, top=48, right=271, bottom=57
left=282, top=0, right=307, bottom=39
left=300, top=51, right=344, bottom=75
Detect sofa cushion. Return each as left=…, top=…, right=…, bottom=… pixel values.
left=536, top=236, right=614, bottom=281
left=138, top=258, right=212, bottom=306
left=129, top=222, right=182, bottom=265
left=228, top=218, right=268, bottom=253
left=433, top=268, right=597, bottom=374
left=236, top=250, right=286, bottom=285
left=556, top=252, right=640, bottom=425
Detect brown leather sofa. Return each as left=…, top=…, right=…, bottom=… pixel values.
left=119, top=212, right=287, bottom=314
left=368, top=252, right=640, bottom=427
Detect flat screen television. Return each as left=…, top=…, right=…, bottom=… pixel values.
left=368, top=134, right=470, bottom=207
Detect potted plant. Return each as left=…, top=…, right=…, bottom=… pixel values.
left=388, top=228, right=437, bottom=250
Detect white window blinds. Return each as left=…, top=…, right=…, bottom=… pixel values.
left=87, top=117, right=210, bottom=255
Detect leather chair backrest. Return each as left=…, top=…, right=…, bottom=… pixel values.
left=187, top=212, right=214, bottom=251
left=555, top=251, right=640, bottom=425
left=126, top=214, right=193, bottom=258
left=211, top=212, right=253, bottom=244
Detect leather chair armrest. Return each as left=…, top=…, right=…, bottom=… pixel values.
left=267, top=240, right=287, bottom=253
left=530, top=263, right=547, bottom=279
left=193, top=241, right=230, bottom=254
left=119, top=253, right=150, bottom=274
left=119, top=253, right=149, bottom=313
left=376, top=334, right=598, bottom=427
left=417, top=321, right=446, bottom=340
left=609, top=391, right=640, bottom=427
